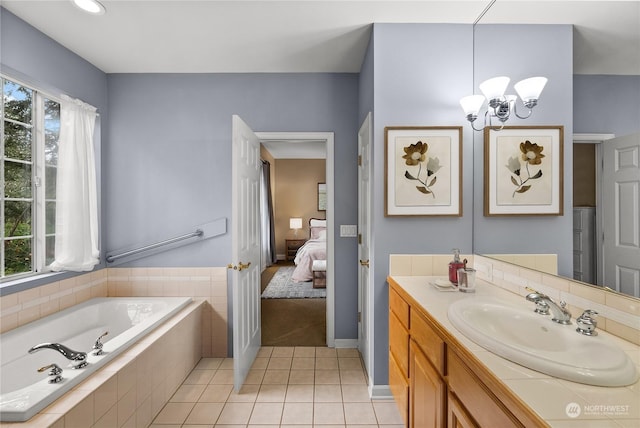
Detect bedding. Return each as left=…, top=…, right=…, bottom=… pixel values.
left=291, top=218, right=327, bottom=282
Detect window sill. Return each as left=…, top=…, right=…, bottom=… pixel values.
left=0, top=269, right=99, bottom=296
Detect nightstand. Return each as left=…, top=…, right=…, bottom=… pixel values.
left=285, top=239, right=306, bottom=261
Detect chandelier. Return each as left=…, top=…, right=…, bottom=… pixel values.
left=460, top=76, right=547, bottom=131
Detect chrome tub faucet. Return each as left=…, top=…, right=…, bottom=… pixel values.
left=28, top=343, right=88, bottom=369
left=525, top=289, right=572, bottom=325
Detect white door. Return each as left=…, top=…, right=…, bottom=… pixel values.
left=357, top=113, right=372, bottom=381
left=231, top=115, right=262, bottom=390
left=602, top=132, right=640, bottom=297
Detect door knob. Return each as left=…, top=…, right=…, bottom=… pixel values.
left=227, top=262, right=252, bottom=271
left=359, top=259, right=370, bottom=267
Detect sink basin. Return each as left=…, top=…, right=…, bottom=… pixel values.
left=447, top=297, right=638, bottom=387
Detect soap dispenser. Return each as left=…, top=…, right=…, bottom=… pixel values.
left=449, top=248, right=464, bottom=284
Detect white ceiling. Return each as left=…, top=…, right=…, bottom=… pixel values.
left=2, top=1, right=639, bottom=75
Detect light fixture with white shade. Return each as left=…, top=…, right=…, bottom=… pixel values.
left=460, top=76, right=547, bottom=131
left=289, top=218, right=303, bottom=236
left=71, top=0, right=106, bottom=15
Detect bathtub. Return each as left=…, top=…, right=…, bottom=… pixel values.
left=0, top=296, right=192, bottom=422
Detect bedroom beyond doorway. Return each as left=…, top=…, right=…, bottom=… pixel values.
left=261, top=261, right=326, bottom=346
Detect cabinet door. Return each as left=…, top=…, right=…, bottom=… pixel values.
left=389, top=351, right=409, bottom=427
left=448, top=392, right=478, bottom=428
left=410, top=340, right=445, bottom=428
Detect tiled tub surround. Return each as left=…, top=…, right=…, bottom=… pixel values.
left=1, top=297, right=193, bottom=422
left=0, top=267, right=228, bottom=357
left=0, top=299, right=204, bottom=428
left=389, top=275, right=640, bottom=426
left=389, top=254, right=640, bottom=345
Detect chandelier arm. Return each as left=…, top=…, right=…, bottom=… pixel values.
left=513, top=103, right=533, bottom=119
left=487, top=113, right=505, bottom=131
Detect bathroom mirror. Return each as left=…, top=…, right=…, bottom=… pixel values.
left=470, top=1, right=640, bottom=299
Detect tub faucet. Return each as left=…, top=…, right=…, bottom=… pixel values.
left=28, top=343, right=88, bottom=369
left=525, top=290, right=572, bottom=325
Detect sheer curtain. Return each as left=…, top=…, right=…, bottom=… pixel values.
left=50, top=95, right=99, bottom=272
left=260, top=160, right=276, bottom=271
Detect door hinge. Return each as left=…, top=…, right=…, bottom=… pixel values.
left=358, top=155, right=362, bottom=166
left=358, top=311, right=362, bottom=322
left=358, top=233, right=362, bottom=245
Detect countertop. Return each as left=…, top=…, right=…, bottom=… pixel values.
left=389, top=275, right=640, bottom=427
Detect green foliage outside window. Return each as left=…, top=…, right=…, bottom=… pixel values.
left=2, top=78, right=59, bottom=278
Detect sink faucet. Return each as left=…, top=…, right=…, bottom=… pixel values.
left=525, top=290, right=572, bottom=325
left=28, top=343, right=88, bottom=369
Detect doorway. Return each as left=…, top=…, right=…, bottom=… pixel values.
left=257, top=132, right=335, bottom=347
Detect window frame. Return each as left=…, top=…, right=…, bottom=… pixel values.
left=1, top=75, right=61, bottom=281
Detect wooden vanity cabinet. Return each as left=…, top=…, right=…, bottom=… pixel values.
left=389, top=288, right=410, bottom=426
left=388, top=279, right=547, bottom=428
left=410, top=339, right=446, bottom=428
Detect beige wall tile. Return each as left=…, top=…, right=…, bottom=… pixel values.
left=606, top=292, right=640, bottom=316
left=0, top=292, right=18, bottom=310
left=388, top=255, right=412, bottom=276
left=64, top=394, right=94, bottom=427
left=0, top=312, right=18, bottom=333
left=410, top=255, right=433, bottom=276
left=569, top=281, right=606, bottom=304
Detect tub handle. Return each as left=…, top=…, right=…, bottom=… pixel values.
left=38, top=363, right=63, bottom=383
left=38, top=363, right=62, bottom=376
left=93, top=331, right=109, bottom=356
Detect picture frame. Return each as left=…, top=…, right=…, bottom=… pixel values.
left=317, top=182, right=327, bottom=211
left=484, top=125, right=564, bottom=216
left=384, top=126, right=462, bottom=216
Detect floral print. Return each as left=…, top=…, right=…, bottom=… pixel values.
left=507, top=140, right=544, bottom=197
left=402, top=141, right=428, bottom=165
left=520, top=140, right=545, bottom=165
left=403, top=140, right=441, bottom=198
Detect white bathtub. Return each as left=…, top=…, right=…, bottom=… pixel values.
left=0, top=296, right=192, bottom=422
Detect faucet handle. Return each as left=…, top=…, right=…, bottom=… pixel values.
left=93, top=331, right=109, bottom=356
left=576, top=310, right=598, bottom=336
left=38, top=363, right=63, bottom=383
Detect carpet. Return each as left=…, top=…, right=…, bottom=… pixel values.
left=261, top=266, right=326, bottom=299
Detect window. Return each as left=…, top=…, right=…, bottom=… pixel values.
left=1, top=77, right=60, bottom=280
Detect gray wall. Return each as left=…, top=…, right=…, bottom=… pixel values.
left=370, top=23, right=475, bottom=385
left=473, top=24, right=574, bottom=278
left=106, top=73, right=360, bottom=340
left=574, top=75, right=640, bottom=136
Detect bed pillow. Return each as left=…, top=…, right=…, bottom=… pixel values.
left=310, top=226, right=326, bottom=240
left=309, top=218, right=326, bottom=228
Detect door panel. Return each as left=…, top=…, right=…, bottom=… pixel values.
left=231, top=115, right=262, bottom=390
left=603, top=133, right=640, bottom=297
left=358, top=112, right=372, bottom=379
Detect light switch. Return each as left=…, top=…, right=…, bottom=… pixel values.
left=340, top=225, right=358, bottom=237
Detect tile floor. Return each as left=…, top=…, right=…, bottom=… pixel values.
left=150, top=346, right=404, bottom=428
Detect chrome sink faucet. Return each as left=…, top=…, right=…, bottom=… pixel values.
left=28, top=343, right=88, bottom=369
left=525, top=290, right=572, bottom=325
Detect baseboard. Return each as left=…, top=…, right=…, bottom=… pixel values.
left=333, top=339, right=358, bottom=348
left=369, top=384, right=393, bottom=400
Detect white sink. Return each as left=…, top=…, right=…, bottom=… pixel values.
left=447, top=297, right=638, bottom=387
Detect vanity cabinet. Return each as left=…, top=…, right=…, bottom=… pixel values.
left=388, top=278, right=547, bottom=428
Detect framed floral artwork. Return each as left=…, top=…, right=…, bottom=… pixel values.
left=384, top=126, right=462, bottom=216
left=484, top=126, right=564, bottom=216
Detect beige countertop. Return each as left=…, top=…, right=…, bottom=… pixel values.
left=390, top=275, right=640, bottom=428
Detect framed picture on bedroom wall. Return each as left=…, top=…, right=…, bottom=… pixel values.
left=384, top=126, right=462, bottom=216
left=317, top=182, right=327, bottom=211
left=484, top=125, right=564, bottom=216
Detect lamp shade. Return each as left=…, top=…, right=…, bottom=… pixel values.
left=459, top=95, right=485, bottom=116
left=514, top=77, right=547, bottom=102
left=289, top=218, right=303, bottom=229
left=479, top=76, right=510, bottom=100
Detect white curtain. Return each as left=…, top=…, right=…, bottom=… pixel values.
left=50, top=95, right=99, bottom=272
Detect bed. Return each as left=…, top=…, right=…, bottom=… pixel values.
left=291, top=218, right=327, bottom=283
